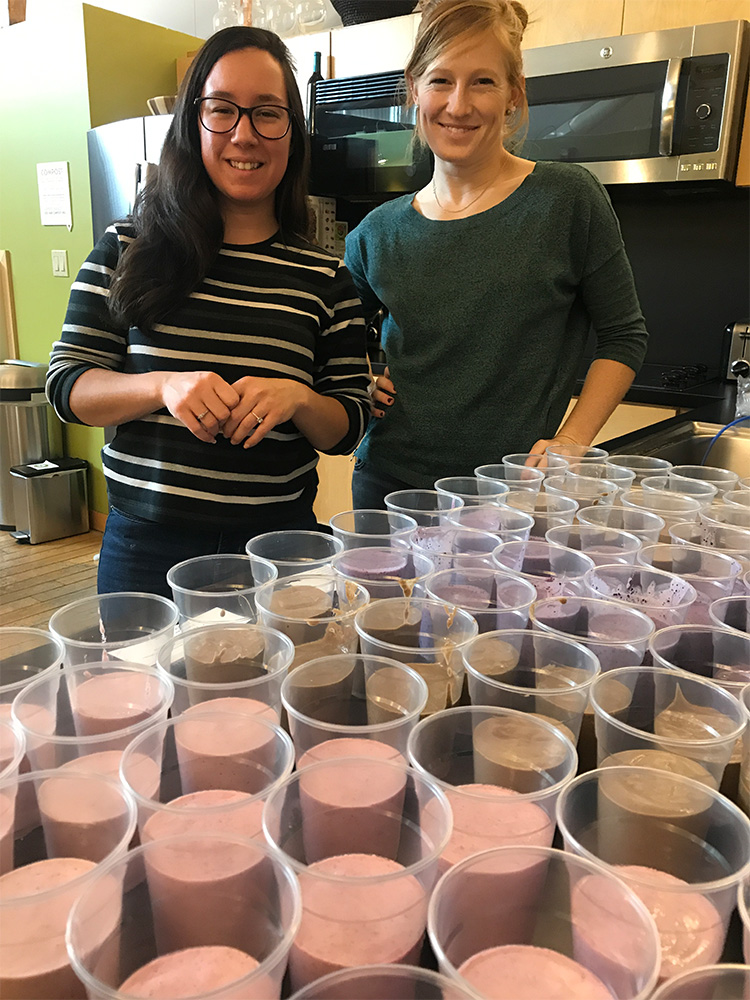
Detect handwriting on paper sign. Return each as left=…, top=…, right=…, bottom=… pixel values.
left=37, top=161, right=73, bottom=229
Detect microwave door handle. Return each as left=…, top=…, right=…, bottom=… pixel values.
left=659, top=57, right=682, bottom=156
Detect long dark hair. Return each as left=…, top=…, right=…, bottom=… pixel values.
left=109, top=27, right=310, bottom=331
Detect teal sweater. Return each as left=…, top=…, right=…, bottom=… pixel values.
left=345, top=161, right=648, bottom=488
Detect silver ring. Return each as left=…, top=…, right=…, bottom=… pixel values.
left=251, top=410, right=264, bottom=426
left=196, top=409, right=209, bottom=421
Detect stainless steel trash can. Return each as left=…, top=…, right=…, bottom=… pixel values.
left=0, top=360, right=64, bottom=530
left=10, top=458, right=89, bottom=544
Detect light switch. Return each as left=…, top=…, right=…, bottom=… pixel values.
left=51, top=249, right=68, bottom=276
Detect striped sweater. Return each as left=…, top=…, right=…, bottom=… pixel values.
left=47, top=223, right=370, bottom=528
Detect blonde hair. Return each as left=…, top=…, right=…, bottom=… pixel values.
left=407, top=0, right=530, bottom=149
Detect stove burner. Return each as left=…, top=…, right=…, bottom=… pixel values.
left=660, top=364, right=709, bottom=389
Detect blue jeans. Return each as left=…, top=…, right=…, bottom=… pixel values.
left=351, top=458, right=416, bottom=510
left=97, top=506, right=321, bottom=599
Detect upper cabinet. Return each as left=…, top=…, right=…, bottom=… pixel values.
left=523, top=1, right=624, bottom=49
left=622, top=0, right=750, bottom=34
left=330, top=13, right=419, bottom=78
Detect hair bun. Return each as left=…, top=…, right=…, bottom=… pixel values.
left=509, top=0, right=529, bottom=33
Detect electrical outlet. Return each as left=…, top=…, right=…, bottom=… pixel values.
left=51, top=250, right=68, bottom=277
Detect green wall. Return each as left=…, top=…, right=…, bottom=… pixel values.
left=0, top=2, right=202, bottom=515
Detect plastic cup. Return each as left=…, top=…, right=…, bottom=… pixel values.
left=556, top=766, right=750, bottom=982
left=0, top=627, right=65, bottom=709
left=474, top=463, right=544, bottom=493
left=740, top=875, right=750, bottom=962
left=288, top=963, right=480, bottom=1000
left=739, top=685, right=750, bottom=816
left=408, top=706, right=576, bottom=875
left=583, top=564, right=697, bottom=630
left=155, top=622, right=294, bottom=717
left=621, top=492, right=702, bottom=541
left=424, top=566, right=537, bottom=633
left=329, top=509, right=417, bottom=549
left=428, top=844, right=660, bottom=1000
left=67, top=833, right=301, bottom=1000
left=546, top=522, right=643, bottom=565
left=0, top=769, right=135, bottom=1000
left=566, top=462, right=637, bottom=491
left=410, top=526, right=500, bottom=572
left=434, top=475, right=510, bottom=506
left=167, top=553, right=277, bottom=625
left=546, top=443, right=609, bottom=462
left=702, top=503, right=750, bottom=531
left=668, top=520, right=750, bottom=561
left=462, top=630, right=599, bottom=746
left=120, top=710, right=294, bottom=841
left=254, top=571, right=369, bottom=671
left=606, top=455, right=673, bottom=485
left=492, top=538, right=595, bottom=599
left=576, top=504, right=665, bottom=544
left=384, top=489, right=464, bottom=528
left=709, top=595, right=750, bottom=635
left=281, top=654, right=428, bottom=763
left=501, top=490, right=579, bottom=537
left=48, top=592, right=180, bottom=667
left=590, top=665, right=745, bottom=788
left=354, top=597, right=478, bottom=715
left=740, top=477, right=750, bottom=492
left=262, top=758, right=452, bottom=991
left=544, top=474, right=620, bottom=507
left=331, top=546, right=433, bottom=600
left=502, top=452, right=569, bottom=475
left=724, top=489, right=750, bottom=508
left=0, top=720, right=24, bottom=875
left=11, top=662, right=174, bottom=772
left=649, top=624, right=750, bottom=693
left=669, top=464, right=740, bottom=497
left=637, top=542, right=742, bottom=624
left=650, top=965, right=750, bottom=1000
left=640, top=473, right=718, bottom=507
left=245, top=530, right=343, bottom=579
left=445, top=503, right=534, bottom=543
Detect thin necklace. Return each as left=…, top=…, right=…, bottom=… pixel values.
left=432, top=174, right=493, bottom=214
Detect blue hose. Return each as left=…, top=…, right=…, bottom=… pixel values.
left=701, top=415, right=750, bottom=465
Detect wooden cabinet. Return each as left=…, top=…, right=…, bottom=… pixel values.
left=622, top=0, right=749, bottom=35
left=313, top=453, right=355, bottom=523
left=561, top=399, right=679, bottom=445
left=330, top=13, right=418, bottom=78
left=523, top=1, right=624, bottom=49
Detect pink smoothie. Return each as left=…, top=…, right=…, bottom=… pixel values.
left=0, top=788, right=15, bottom=876
left=288, top=853, right=426, bottom=992
left=456, top=945, right=614, bottom=999
left=118, top=946, right=271, bottom=1000
left=71, top=671, right=165, bottom=736
left=37, top=774, right=131, bottom=864
left=617, top=865, right=725, bottom=979
left=0, top=704, right=54, bottom=839
left=142, top=789, right=264, bottom=844
left=296, top=736, right=404, bottom=770
left=297, top=742, right=406, bottom=863
left=175, top=698, right=279, bottom=795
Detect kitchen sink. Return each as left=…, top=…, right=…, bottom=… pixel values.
left=610, top=421, right=750, bottom=475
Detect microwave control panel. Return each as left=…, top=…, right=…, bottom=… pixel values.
left=675, top=54, right=729, bottom=154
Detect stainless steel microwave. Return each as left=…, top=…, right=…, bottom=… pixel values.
left=523, top=20, right=749, bottom=184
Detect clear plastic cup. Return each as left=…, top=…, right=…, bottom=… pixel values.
left=434, top=475, right=510, bottom=506
left=709, top=595, right=750, bottom=635
left=428, top=844, right=660, bottom=1000
left=446, top=503, right=534, bottom=543
left=281, top=654, right=428, bottom=763
left=590, top=665, right=745, bottom=788
left=576, top=504, right=665, bottom=544
left=723, top=489, right=750, bottom=509
left=544, top=474, right=620, bottom=507
left=640, top=474, right=718, bottom=507
left=668, top=520, right=750, bottom=559
left=492, top=539, right=595, bottom=599
left=622, top=492, right=702, bottom=541
left=354, top=597, right=478, bottom=715
left=0, top=627, right=65, bottom=709
left=606, top=455, right=673, bottom=485
left=384, top=489, right=464, bottom=528
left=546, top=443, right=609, bottom=463
left=329, top=509, right=417, bottom=549
left=424, top=566, right=537, bottom=633
left=120, top=710, right=294, bottom=840
left=67, top=833, right=301, bottom=1000
left=288, top=963, right=481, bottom=1000
left=740, top=476, right=750, bottom=492
left=262, top=757, right=452, bottom=991
left=0, top=769, right=135, bottom=1000
left=669, top=465, right=740, bottom=497
left=739, top=684, right=750, bottom=817
left=583, top=564, right=698, bottom=630
left=566, top=462, right=637, bottom=491
left=740, top=875, right=750, bottom=961
left=501, top=490, right=579, bottom=537
left=702, top=503, right=750, bottom=531
left=649, top=624, right=750, bottom=694
left=331, top=546, right=433, bottom=600
left=48, top=592, right=179, bottom=667
left=0, top=720, right=24, bottom=874
left=407, top=707, right=576, bottom=874
left=546, top=522, right=643, bottom=566
left=474, top=463, right=544, bottom=494
left=245, top=530, right=343, bottom=579
left=155, top=622, right=294, bottom=717
left=502, top=452, right=570, bottom=475
left=410, top=526, right=500, bottom=572
left=255, top=572, right=369, bottom=672
left=637, top=543, right=742, bottom=624
left=461, top=630, right=599, bottom=746
left=650, top=965, right=750, bottom=1000
left=167, top=553, right=277, bottom=625
left=556, top=766, right=750, bottom=982
left=11, top=662, right=174, bottom=771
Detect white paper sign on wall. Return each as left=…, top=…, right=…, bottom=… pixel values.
left=37, top=161, right=72, bottom=229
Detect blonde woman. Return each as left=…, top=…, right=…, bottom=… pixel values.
left=345, top=0, right=648, bottom=508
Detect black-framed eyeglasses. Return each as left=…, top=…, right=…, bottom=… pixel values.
left=194, top=97, right=293, bottom=139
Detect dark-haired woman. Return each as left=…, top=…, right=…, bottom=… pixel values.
left=47, top=27, right=370, bottom=598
